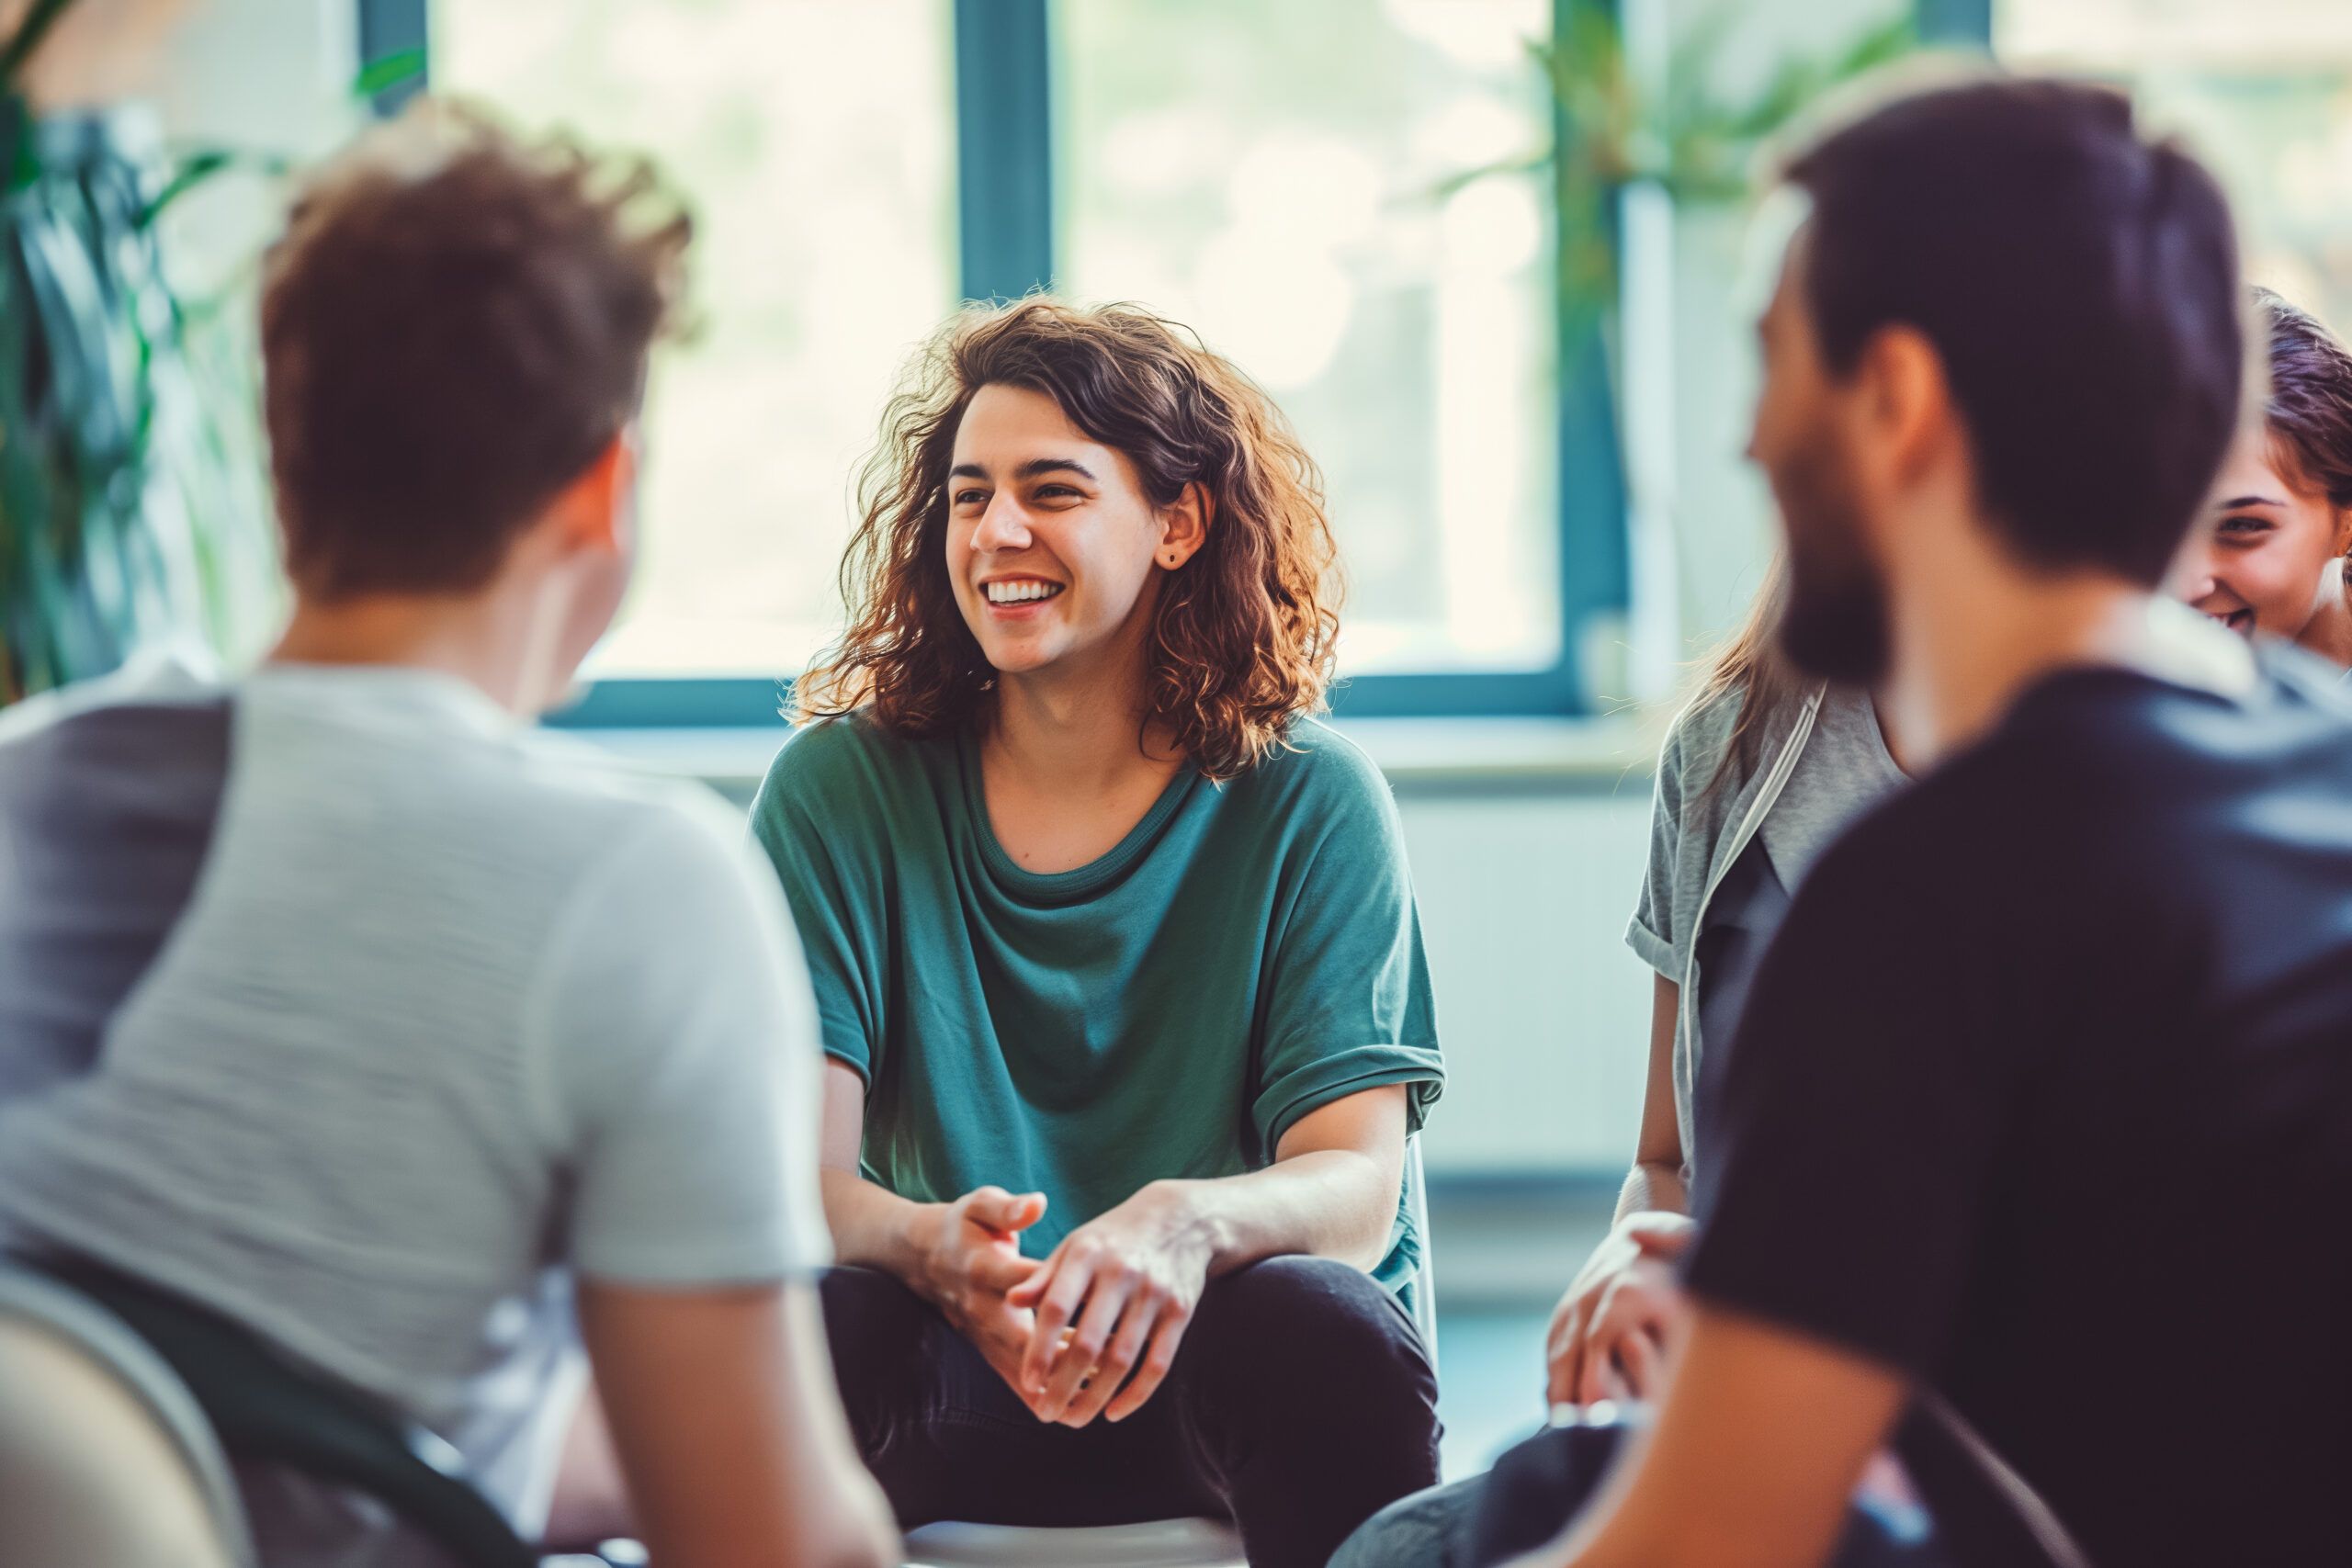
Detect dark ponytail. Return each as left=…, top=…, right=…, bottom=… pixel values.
left=2255, top=288, right=2352, bottom=511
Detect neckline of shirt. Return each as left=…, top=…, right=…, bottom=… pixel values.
left=1826, top=683, right=1913, bottom=787
left=955, top=725, right=1203, bottom=906
left=247, top=661, right=521, bottom=741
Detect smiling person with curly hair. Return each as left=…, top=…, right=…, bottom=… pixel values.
left=750, top=299, right=1446, bottom=1568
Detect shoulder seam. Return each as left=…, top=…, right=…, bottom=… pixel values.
left=1272, top=717, right=1391, bottom=787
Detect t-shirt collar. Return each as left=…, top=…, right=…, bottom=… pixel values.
left=250, top=661, right=521, bottom=740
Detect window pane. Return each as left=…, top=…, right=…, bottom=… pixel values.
left=1998, top=0, right=2352, bottom=334
left=1055, top=0, right=1561, bottom=675
left=431, top=0, right=957, bottom=677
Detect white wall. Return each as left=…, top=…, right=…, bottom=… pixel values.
left=1396, top=782, right=1655, bottom=1176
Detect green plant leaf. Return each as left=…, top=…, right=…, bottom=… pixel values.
left=139, top=147, right=277, bottom=231
left=1430, top=149, right=1550, bottom=200
left=354, top=48, right=427, bottom=102
left=0, top=108, right=275, bottom=704
left=1471, top=5, right=1922, bottom=344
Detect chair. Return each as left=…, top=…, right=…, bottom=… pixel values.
left=0, top=1258, right=255, bottom=1568
left=904, top=1517, right=1248, bottom=1568
left=902, top=1138, right=1439, bottom=1568
left=0, top=1253, right=548, bottom=1568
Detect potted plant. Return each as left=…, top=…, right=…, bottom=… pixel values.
left=1450, top=0, right=1922, bottom=344
left=1450, top=1, right=1922, bottom=699
left=0, top=0, right=278, bottom=705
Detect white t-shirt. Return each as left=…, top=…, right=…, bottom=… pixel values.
left=0, top=660, right=830, bottom=1564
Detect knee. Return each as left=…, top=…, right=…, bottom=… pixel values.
left=1202, top=1254, right=1411, bottom=1339
left=1190, top=1256, right=1433, bottom=1402
left=1328, top=1477, right=1483, bottom=1568
left=1180, top=1258, right=1442, bottom=1517
left=1463, top=1424, right=1624, bottom=1565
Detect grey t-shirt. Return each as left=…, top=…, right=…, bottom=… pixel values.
left=0, top=657, right=831, bottom=1564
left=1758, top=682, right=1909, bottom=888
left=1628, top=682, right=1907, bottom=1172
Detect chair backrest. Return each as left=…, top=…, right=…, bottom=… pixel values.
left=903, top=1517, right=1245, bottom=1567
left=15, top=1254, right=538, bottom=1568
left=0, top=1260, right=254, bottom=1568
left=1404, top=1135, right=1437, bottom=1375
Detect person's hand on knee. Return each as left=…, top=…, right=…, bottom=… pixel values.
left=1545, top=1212, right=1695, bottom=1408
left=914, top=1185, right=1050, bottom=1395
left=1006, top=1181, right=1212, bottom=1428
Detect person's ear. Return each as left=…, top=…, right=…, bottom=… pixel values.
left=1154, top=480, right=1214, bottom=571
left=1856, top=324, right=1957, bottom=491
left=548, top=431, right=638, bottom=558
left=2332, top=505, right=2352, bottom=559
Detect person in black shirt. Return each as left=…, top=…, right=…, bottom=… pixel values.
left=1472, top=73, right=2352, bottom=1568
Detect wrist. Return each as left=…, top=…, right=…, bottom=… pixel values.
left=1141, top=1179, right=1224, bottom=1274
left=898, top=1201, right=951, bottom=1297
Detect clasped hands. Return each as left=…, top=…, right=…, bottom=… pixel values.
left=1544, top=1210, right=1696, bottom=1410
left=916, top=1180, right=1211, bottom=1429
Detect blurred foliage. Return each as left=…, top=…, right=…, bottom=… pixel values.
left=0, top=0, right=272, bottom=704
left=1451, top=0, right=1919, bottom=344
left=0, top=0, right=424, bottom=705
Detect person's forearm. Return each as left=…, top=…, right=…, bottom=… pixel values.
left=1156, top=1148, right=1396, bottom=1277
left=1612, top=1160, right=1690, bottom=1224
left=819, top=1167, right=944, bottom=1293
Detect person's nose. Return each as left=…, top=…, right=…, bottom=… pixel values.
left=971, top=493, right=1033, bottom=556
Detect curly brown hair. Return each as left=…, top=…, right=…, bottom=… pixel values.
left=795, top=299, right=1341, bottom=780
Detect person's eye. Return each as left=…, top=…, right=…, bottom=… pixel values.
left=1034, top=484, right=1083, bottom=502
left=952, top=488, right=989, bottom=508
left=2216, top=514, right=2272, bottom=540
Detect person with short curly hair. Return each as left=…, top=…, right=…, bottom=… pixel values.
left=2178, top=287, right=2352, bottom=671
left=752, top=299, right=1446, bottom=1568
left=0, top=102, right=895, bottom=1568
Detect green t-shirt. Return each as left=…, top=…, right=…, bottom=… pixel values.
left=749, top=711, right=1444, bottom=1292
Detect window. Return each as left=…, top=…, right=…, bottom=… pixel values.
left=1997, top=1, right=2352, bottom=333
left=399, top=1, right=1621, bottom=722
left=427, top=0, right=957, bottom=681
left=1057, top=0, right=1562, bottom=677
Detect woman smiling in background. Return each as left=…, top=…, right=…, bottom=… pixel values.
left=2180, top=288, right=2352, bottom=671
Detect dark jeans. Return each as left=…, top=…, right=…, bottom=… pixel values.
left=819, top=1258, right=1442, bottom=1568
left=1330, top=1419, right=1948, bottom=1568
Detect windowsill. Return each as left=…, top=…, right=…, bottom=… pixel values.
left=564, top=713, right=1658, bottom=795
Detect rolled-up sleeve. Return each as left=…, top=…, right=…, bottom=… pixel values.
left=1251, top=768, right=1443, bottom=1159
